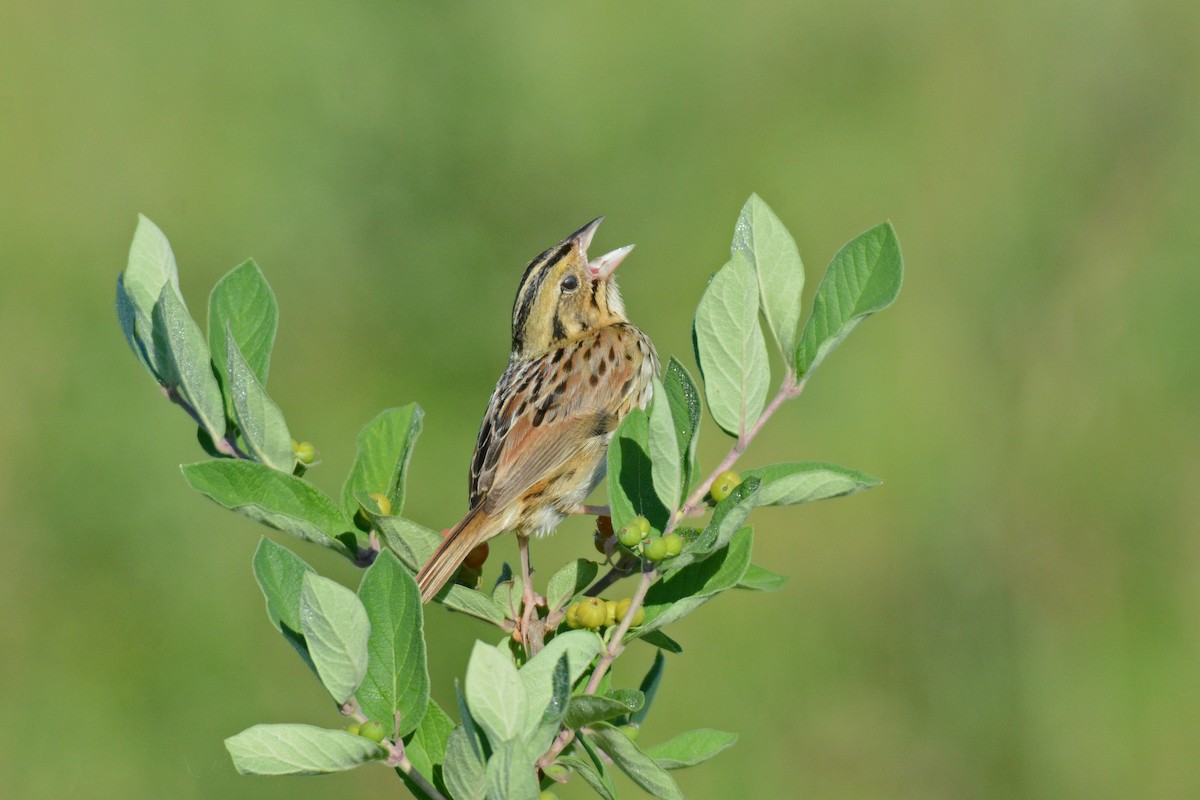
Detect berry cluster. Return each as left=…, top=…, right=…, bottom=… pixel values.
left=594, top=514, right=683, bottom=563
left=344, top=720, right=387, bottom=743
left=564, top=596, right=646, bottom=630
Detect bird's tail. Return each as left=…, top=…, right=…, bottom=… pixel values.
left=416, top=507, right=496, bottom=603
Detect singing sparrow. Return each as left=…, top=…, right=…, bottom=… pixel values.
left=416, top=218, right=659, bottom=602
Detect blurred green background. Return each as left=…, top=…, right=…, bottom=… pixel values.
left=3, top=1, right=1198, bottom=798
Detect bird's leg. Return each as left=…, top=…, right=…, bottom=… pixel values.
left=518, top=533, right=538, bottom=637
left=569, top=504, right=611, bottom=517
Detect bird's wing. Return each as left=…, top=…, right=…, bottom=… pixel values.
left=469, top=325, right=650, bottom=515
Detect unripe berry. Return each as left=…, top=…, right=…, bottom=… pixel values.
left=565, top=602, right=582, bottom=629
left=617, top=525, right=642, bottom=548
left=615, top=598, right=645, bottom=627
left=662, top=532, right=684, bottom=557
left=604, top=600, right=617, bottom=627
left=368, top=492, right=392, bottom=517
left=359, top=720, right=387, bottom=743
left=622, top=723, right=640, bottom=741
left=709, top=470, right=742, bottom=503
left=292, top=440, right=317, bottom=464
left=643, top=537, right=669, bottom=562
left=344, top=722, right=361, bottom=736
left=575, top=597, right=607, bottom=629
left=463, top=542, right=489, bottom=570
left=634, top=515, right=652, bottom=536
left=596, top=515, right=615, bottom=539
left=540, top=792, right=559, bottom=800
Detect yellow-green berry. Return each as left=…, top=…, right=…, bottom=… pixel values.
left=622, top=723, right=640, bottom=741
left=368, top=492, right=392, bottom=517
left=662, top=532, right=684, bottom=557
left=565, top=602, right=582, bottom=629
left=710, top=470, right=742, bottom=503
left=615, top=598, right=645, bottom=627
left=634, top=515, right=652, bottom=536
left=539, top=792, right=559, bottom=800
left=604, top=600, right=618, bottom=627
left=292, top=440, right=317, bottom=464
left=643, top=537, right=669, bottom=562
left=344, top=722, right=361, bottom=736
left=617, top=525, right=642, bottom=548
left=359, top=720, right=387, bottom=743
left=576, top=597, right=607, bottom=629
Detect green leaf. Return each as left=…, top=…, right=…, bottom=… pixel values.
left=796, top=222, right=903, bottom=376
left=545, top=559, right=599, bottom=612
left=300, top=572, right=371, bottom=704
left=693, top=252, right=770, bottom=439
left=181, top=460, right=352, bottom=553
left=252, top=537, right=313, bottom=635
left=441, top=584, right=508, bottom=626
left=152, top=284, right=226, bottom=442
left=121, top=214, right=179, bottom=328
left=400, top=702, right=455, bottom=798
left=341, top=404, right=424, bottom=520
left=742, top=461, right=881, bottom=506
left=565, top=693, right=644, bottom=730
left=737, top=563, right=788, bottom=592
left=225, top=724, right=384, bottom=775
left=630, top=651, right=665, bottom=727
left=647, top=728, right=738, bottom=770
left=116, top=275, right=162, bottom=382
left=646, top=376, right=682, bottom=513
left=356, top=551, right=429, bottom=738
left=606, top=409, right=669, bottom=534
left=663, top=358, right=701, bottom=499
left=636, top=528, right=754, bottom=637
left=208, top=259, right=278, bottom=386
left=667, top=477, right=760, bottom=572
left=484, top=739, right=541, bottom=800
left=443, top=725, right=486, bottom=800
left=733, top=194, right=805, bottom=359
left=560, top=741, right=617, bottom=800
left=226, top=332, right=293, bottom=470
left=465, top=640, right=526, bottom=744
left=529, top=655, right=571, bottom=754
left=518, top=630, right=603, bottom=740
left=639, top=629, right=683, bottom=654
left=588, top=723, right=683, bottom=800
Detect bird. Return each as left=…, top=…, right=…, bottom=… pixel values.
left=416, top=218, right=659, bottom=605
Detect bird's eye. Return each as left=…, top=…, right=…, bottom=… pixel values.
left=560, top=275, right=579, bottom=292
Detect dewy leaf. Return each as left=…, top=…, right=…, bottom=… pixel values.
left=742, top=461, right=881, bottom=507
left=225, top=724, right=385, bottom=775
left=519, top=630, right=603, bottom=740
left=208, top=259, right=278, bottom=386
left=356, top=551, right=429, bottom=738
left=646, top=376, right=682, bottom=514
left=668, top=477, right=760, bottom=572
left=152, top=284, right=226, bottom=442
left=566, top=693, right=644, bottom=730
left=737, top=563, right=788, bottom=592
left=663, top=358, right=701, bottom=498
left=341, top=404, right=424, bottom=520
left=181, top=460, right=352, bottom=552
left=630, top=651, right=665, bottom=727
left=484, top=739, right=541, bottom=800
left=733, top=194, right=805, bottom=359
left=121, top=214, right=180, bottom=326
left=529, top=655, right=571, bottom=755
left=465, top=640, right=526, bottom=744
left=796, top=221, right=903, bottom=376
left=635, top=528, right=754, bottom=637
left=300, top=572, right=371, bottom=704
left=442, top=725, right=486, bottom=800
left=607, top=409, right=669, bottom=534
left=588, top=722, right=684, bottom=800
left=252, top=537, right=314, bottom=634
left=545, top=559, right=599, bottom=612
left=693, top=252, right=770, bottom=440
left=227, top=332, right=294, bottom=470
left=646, top=728, right=738, bottom=770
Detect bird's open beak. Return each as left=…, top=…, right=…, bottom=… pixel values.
left=568, top=217, right=634, bottom=280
